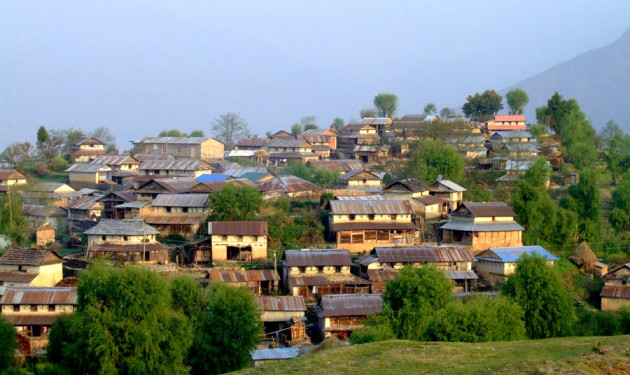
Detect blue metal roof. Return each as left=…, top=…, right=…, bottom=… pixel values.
left=476, top=245, right=558, bottom=263
left=196, top=174, right=230, bottom=183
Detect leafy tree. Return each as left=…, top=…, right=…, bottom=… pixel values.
left=461, top=90, right=503, bottom=122
left=611, top=176, right=630, bottom=233
left=405, top=139, right=465, bottom=183
left=536, top=92, right=573, bottom=133
left=423, top=103, right=437, bottom=116
left=189, top=130, right=205, bottom=137
left=528, top=123, right=548, bottom=140
left=330, top=117, right=345, bottom=132
left=0, top=314, right=16, bottom=372
left=601, top=121, right=630, bottom=184
left=49, top=265, right=192, bottom=375
left=189, top=283, right=262, bottom=375
left=211, top=112, right=251, bottom=151
left=373, top=93, right=398, bottom=118
left=170, top=276, right=207, bottom=328
left=300, top=116, right=318, bottom=130
left=303, top=124, right=318, bottom=131
left=505, top=88, right=529, bottom=115
left=159, top=129, right=184, bottom=137
left=267, top=204, right=325, bottom=251
left=464, top=183, right=494, bottom=202
left=48, top=156, right=69, bottom=172
left=426, top=296, right=526, bottom=342
left=283, top=161, right=339, bottom=188
left=290, top=123, right=302, bottom=137
left=37, top=126, right=50, bottom=144
left=502, top=254, right=575, bottom=339
left=350, top=322, right=395, bottom=344
left=560, top=169, right=603, bottom=243
left=36, top=128, right=65, bottom=161
left=90, top=126, right=117, bottom=152
left=0, top=192, right=28, bottom=247
left=0, top=142, right=34, bottom=169
left=439, top=107, right=456, bottom=119
left=64, top=128, right=86, bottom=146
left=207, top=183, right=264, bottom=222
left=360, top=107, right=378, bottom=119
left=382, top=265, right=452, bottom=340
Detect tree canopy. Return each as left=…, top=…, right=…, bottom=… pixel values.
left=211, top=112, right=251, bottom=151
left=423, top=103, right=437, bottom=116
left=502, top=254, right=575, bottom=339
left=360, top=107, right=378, bottom=119
left=373, top=93, right=398, bottom=118
left=0, top=315, right=16, bottom=372
left=405, top=139, right=465, bottom=183
left=207, top=183, right=264, bottom=222
left=505, top=88, right=529, bottom=115
left=461, top=90, right=503, bottom=122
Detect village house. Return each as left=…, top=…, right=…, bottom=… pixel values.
left=382, top=179, right=430, bottom=200
left=0, top=287, right=77, bottom=355
left=306, top=160, right=364, bottom=175
left=337, top=169, right=384, bottom=193
left=255, top=295, right=307, bottom=347
left=429, top=179, right=466, bottom=211
left=91, top=154, right=140, bottom=171
left=474, top=245, right=557, bottom=281
left=64, top=137, right=106, bottom=162
left=84, top=219, right=170, bottom=263
left=196, top=221, right=268, bottom=262
left=131, top=136, right=224, bottom=160
left=133, top=176, right=201, bottom=200
left=336, top=124, right=380, bottom=158
left=266, top=138, right=313, bottom=154
left=352, top=144, right=389, bottom=163
left=361, top=117, right=393, bottom=136
left=112, top=201, right=150, bottom=220
left=484, top=114, right=527, bottom=133
left=138, top=159, right=213, bottom=178
left=137, top=193, right=210, bottom=237
left=206, top=269, right=279, bottom=295
left=257, top=175, right=322, bottom=201
left=282, top=249, right=370, bottom=302
left=268, top=152, right=319, bottom=166
left=98, top=191, right=137, bottom=219
left=489, top=130, right=533, bottom=147
left=235, top=138, right=270, bottom=151
left=132, top=153, right=176, bottom=163
left=270, top=130, right=293, bottom=139
left=600, top=264, right=630, bottom=311
left=315, top=294, right=383, bottom=339
left=35, top=223, right=56, bottom=248
left=299, top=128, right=337, bottom=149
left=440, top=202, right=524, bottom=254
left=23, top=205, right=68, bottom=230
left=415, top=195, right=449, bottom=220
left=496, top=160, right=549, bottom=186
left=0, top=248, right=64, bottom=287
left=0, top=169, right=27, bottom=192
left=328, top=200, right=418, bottom=253
left=65, top=163, right=112, bottom=189
left=444, top=134, right=488, bottom=159
left=238, top=172, right=274, bottom=184
left=355, top=245, right=477, bottom=293
left=23, top=182, right=76, bottom=207
left=390, top=114, right=439, bottom=139
left=67, top=194, right=102, bottom=231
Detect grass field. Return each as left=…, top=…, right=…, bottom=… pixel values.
left=237, top=336, right=630, bottom=375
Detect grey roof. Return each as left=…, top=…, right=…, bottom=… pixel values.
left=114, top=201, right=150, bottom=209
left=445, top=270, right=478, bottom=280
left=257, top=175, right=322, bottom=194
left=453, top=202, right=516, bottom=217
left=336, top=195, right=385, bottom=201
left=433, top=179, right=466, bottom=192
left=152, top=193, right=208, bottom=208
left=440, top=221, right=524, bottom=232
left=374, top=246, right=474, bottom=263
left=251, top=347, right=300, bottom=361
left=383, top=179, right=430, bottom=193
left=91, top=154, right=139, bottom=166
left=67, top=195, right=102, bottom=210
left=0, top=287, right=77, bottom=305
left=490, top=131, right=532, bottom=139
left=329, top=200, right=411, bottom=215
left=84, top=219, right=160, bottom=236
left=319, top=294, right=383, bottom=317
left=133, top=136, right=220, bottom=145
left=340, top=169, right=382, bottom=181
left=139, top=159, right=211, bottom=172
left=267, top=138, right=311, bottom=149
left=476, top=246, right=557, bottom=263
left=65, top=163, right=112, bottom=173
left=0, top=249, right=64, bottom=266
left=283, top=249, right=353, bottom=267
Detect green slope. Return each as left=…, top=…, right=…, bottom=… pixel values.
left=238, top=336, right=630, bottom=375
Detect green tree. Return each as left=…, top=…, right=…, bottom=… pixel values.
left=426, top=296, right=526, bottom=342
left=0, top=142, right=34, bottom=169
left=373, top=93, right=398, bottom=118
left=49, top=265, right=192, bottom=375
left=0, top=315, right=16, bottom=372
left=211, top=113, right=251, bottom=151
left=90, top=126, right=117, bottom=153
left=300, top=116, right=318, bottom=131
left=405, top=139, right=465, bottom=183
left=0, top=192, right=28, bottom=247
left=189, top=130, right=205, bottom=137
left=560, top=169, right=603, bottom=243
left=170, top=275, right=207, bottom=328
left=601, top=121, right=630, bottom=184
left=423, top=103, right=437, bottom=116
left=37, top=126, right=50, bottom=144
left=330, top=117, right=345, bottom=132
left=283, top=161, right=339, bottom=188
left=189, top=283, right=262, bottom=375
left=290, top=123, right=302, bottom=137
left=159, top=129, right=184, bottom=137
left=207, top=183, right=264, bottom=222
left=611, top=176, right=630, bottom=233
left=502, top=254, right=575, bottom=339
left=382, top=266, right=453, bottom=340
left=505, top=88, right=529, bottom=115
left=461, top=90, right=503, bottom=122
left=439, top=107, right=456, bottom=119
left=360, top=107, right=378, bottom=119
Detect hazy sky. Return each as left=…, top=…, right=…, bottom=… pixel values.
left=2, top=1, right=630, bottom=151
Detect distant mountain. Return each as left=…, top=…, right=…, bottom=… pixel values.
left=502, top=28, right=630, bottom=132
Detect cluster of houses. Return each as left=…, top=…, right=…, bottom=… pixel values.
left=0, top=112, right=619, bottom=359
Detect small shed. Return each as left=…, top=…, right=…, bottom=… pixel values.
left=570, top=241, right=607, bottom=276
left=35, top=224, right=56, bottom=248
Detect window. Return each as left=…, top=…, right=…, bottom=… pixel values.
left=13, top=305, right=19, bottom=312
left=48, top=305, right=55, bottom=312
left=166, top=207, right=171, bottom=213
left=102, top=235, right=107, bottom=241
left=31, top=305, right=37, bottom=312
left=369, top=215, right=374, bottom=221
left=176, top=146, right=182, bottom=153
left=182, top=207, right=189, bottom=213
left=391, top=214, right=397, bottom=220
left=349, top=214, right=356, bottom=221
left=123, top=236, right=128, bottom=241
left=161, top=146, right=167, bottom=153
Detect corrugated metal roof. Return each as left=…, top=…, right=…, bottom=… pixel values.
left=329, top=200, right=411, bottom=215
left=256, top=295, right=305, bottom=311
left=24, top=204, right=67, bottom=217
left=257, top=175, right=322, bottom=194
left=31, top=182, right=75, bottom=193
left=493, top=115, right=526, bottom=122
left=0, top=287, right=77, bottom=305
left=416, top=196, right=447, bottom=206
left=196, top=174, right=230, bottom=183
left=440, top=221, right=524, bottom=232
left=251, top=347, right=300, bottom=361
left=209, top=221, right=268, bottom=235
left=433, top=180, right=466, bottom=192
left=336, top=195, right=385, bottom=201
left=114, top=201, right=150, bottom=209
left=0, top=249, right=64, bottom=266
left=444, top=270, right=478, bottom=280
left=340, top=124, right=375, bottom=132
left=84, top=219, right=160, bottom=235
left=307, top=160, right=364, bottom=172
left=319, top=294, right=383, bottom=317
left=68, top=195, right=102, bottom=211
left=601, top=286, right=630, bottom=299
left=90, top=242, right=169, bottom=253
left=284, top=249, right=353, bottom=267
left=355, top=255, right=379, bottom=267
left=267, top=138, right=312, bottom=149
left=222, top=167, right=269, bottom=178
left=133, top=136, right=217, bottom=145
left=374, top=246, right=474, bottom=263
left=475, top=246, right=557, bottom=263
left=454, top=202, right=516, bottom=217
left=340, top=170, right=381, bottom=181
left=236, top=138, right=270, bottom=148
left=139, top=214, right=205, bottom=225
left=331, top=222, right=417, bottom=231
left=91, top=154, right=139, bottom=166
left=0, top=272, right=39, bottom=283
left=65, top=163, right=112, bottom=173
left=361, top=117, right=392, bottom=125
left=152, top=193, right=208, bottom=207
left=207, top=269, right=279, bottom=283
left=133, top=153, right=175, bottom=162
left=384, top=179, right=430, bottom=193
left=2, top=315, right=58, bottom=326
left=289, top=274, right=370, bottom=287
left=490, top=131, right=531, bottom=139
left=139, top=159, right=211, bottom=171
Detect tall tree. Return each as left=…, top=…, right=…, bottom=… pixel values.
left=0, top=192, right=28, bottom=247
left=0, top=142, right=34, bottom=168
left=330, top=117, right=345, bottom=132
left=373, top=93, right=398, bottom=118
left=360, top=107, right=378, bottom=119
left=189, top=130, right=205, bottom=137
left=502, top=254, right=575, bottom=339
left=461, top=90, right=503, bottom=122
left=48, top=265, right=192, bottom=374
left=405, top=139, right=465, bottom=183
left=382, top=265, right=453, bottom=340
left=211, top=112, right=251, bottom=151
left=423, top=103, right=437, bottom=116
left=37, top=126, right=50, bottom=144
left=300, top=116, right=318, bottom=130
left=189, top=283, right=262, bottom=375
left=505, top=88, right=529, bottom=115
left=0, top=315, right=16, bottom=372
left=611, top=175, right=630, bottom=233
left=439, top=107, right=456, bottom=119
left=90, top=126, right=117, bottom=153
left=207, top=183, right=264, bottom=222
left=290, top=123, right=302, bottom=137
left=561, top=169, right=603, bottom=243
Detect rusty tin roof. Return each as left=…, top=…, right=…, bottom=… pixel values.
left=256, top=295, right=305, bottom=311
left=207, top=269, right=279, bottom=283
left=209, top=221, right=268, bottom=236
left=283, top=249, right=353, bottom=267
left=329, top=200, right=412, bottom=215
left=374, top=246, right=474, bottom=263
left=152, top=193, right=208, bottom=207
left=0, top=287, right=77, bottom=305
left=319, top=294, right=383, bottom=317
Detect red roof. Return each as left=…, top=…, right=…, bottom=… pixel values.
left=493, top=115, right=525, bottom=122
left=486, top=124, right=527, bottom=131
left=601, top=286, right=630, bottom=299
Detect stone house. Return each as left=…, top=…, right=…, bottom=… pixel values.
left=132, top=137, right=224, bottom=160
left=35, top=224, right=56, bottom=247
left=440, top=202, right=524, bottom=254
left=0, top=248, right=64, bottom=287
left=328, top=200, right=418, bottom=253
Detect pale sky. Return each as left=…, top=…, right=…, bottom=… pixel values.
left=1, top=1, right=629, bottom=151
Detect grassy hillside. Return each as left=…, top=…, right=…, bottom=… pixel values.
left=238, top=336, right=630, bottom=375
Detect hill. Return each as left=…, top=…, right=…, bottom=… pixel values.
left=238, top=336, right=630, bottom=375
left=502, top=28, right=630, bottom=132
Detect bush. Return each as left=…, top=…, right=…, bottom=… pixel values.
left=573, top=308, right=622, bottom=336
left=350, top=324, right=395, bottom=344
left=0, top=315, right=16, bottom=372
